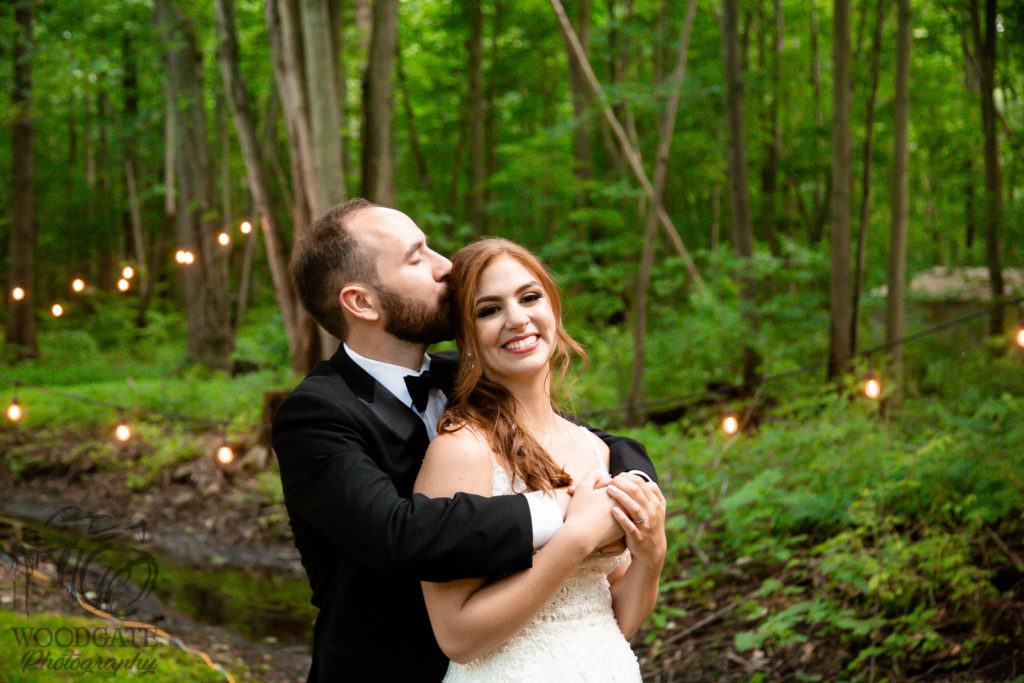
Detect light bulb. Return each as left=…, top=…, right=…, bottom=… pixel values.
left=72, top=279, right=85, bottom=292
left=240, top=220, right=252, bottom=235
left=1016, top=327, right=1024, bottom=349
left=122, top=266, right=134, bottom=279
left=175, top=250, right=185, bottom=264
left=7, top=400, right=22, bottom=422
left=117, top=278, right=130, bottom=292
left=218, top=232, right=230, bottom=246
left=722, top=414, right=739, bottom=435
left=864, top=376, right=881, bottom=400
left=12, top=287, right=25, bottom=301
left=51, top=304, right=64, bottom=317
left=183, top=251, right=195, bottom=264
left=115, top=422, right=131, bottom=441
left=217, top=446, right=234, bottom=464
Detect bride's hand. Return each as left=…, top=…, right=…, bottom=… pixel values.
left=563, top=470, right=623, bottom=551
left=606, top=473, right=667, bottom=567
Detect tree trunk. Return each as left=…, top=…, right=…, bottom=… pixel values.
left=759, top=0, right=783, bottom=251
left=302, top=0, right=347, bottom=214
left=850, top=0, right=886, bottom=356
left=885, top=0, right=911, bottom=410
left=214, top=0, right=309, bottom=373
left=563, top=0, right=592, bottom=182
left=829, top=0, right=853, bottom=378
left=466, top=0, right=486, bottom=232
left=722, top=0, right=761, bottom=388
left=156, top=0, right=234, bottom=371
left=809, top=4, right=827, bottom=245
left=970, top=0, right=1005, bottom=335
left=626, top=0, right=698, bottom=427
left=7, top=0, right=37, bottom=358
left=362, top=0, right=398, bottom=206
left=550, top=0, right=703, bottom=284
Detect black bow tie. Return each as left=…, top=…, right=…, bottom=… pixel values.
left=404, top=370, right=445, bottom=412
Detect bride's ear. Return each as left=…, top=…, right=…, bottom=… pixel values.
left=340, top=284, right=380, bottom=322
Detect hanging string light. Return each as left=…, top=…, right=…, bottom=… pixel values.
left=117, top=278, right=130, bottom=292
left=217, top=444, right=234, bottom=465
left=175, top=250, right=195, bottom=265
left=51, top=304, right=64, bottom=317
left=1015, top=315, right=1024, bottom=349
left=863, top=372, right=881, bottom=400
left=122, top=266, right=134, bottom=280
left=722, top=409, right=740, bottom=435
left=114, top=415, right=132, bottom=442
left=239, top=220, right=252, bottom=235
left=12, top=287, right=25, bottom=301
left=217, top=232, right=230, bottom=247
left=72, top=279, right=85, bottom=293
left=7, top=382, right=22, bottom=422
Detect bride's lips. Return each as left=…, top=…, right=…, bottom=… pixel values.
left=501, top=333, right=540, bottom=354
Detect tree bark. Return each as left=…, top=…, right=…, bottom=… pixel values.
left=302, top=0, right=347, bottom=214
left=563, top=0, right=592, bottom=182
left=722, top=0, right=761, bottom=388
left=7, top=0, right=37, bottom=358
left=970, top=0, right=1005, bottom=335
left=156, top=0, right=234, bottom=371
left=626, top=0, right=698, bottom=427
left=759, top=0, right=783, bottom=250
left=850, top=0, right=886, bottom=356
left=885, top=0, right=911, bottom=410
left=829, top=0, right=853, bottom=377
left=214, top=0, right=309, bottom=373
left=466, top=0, right=486, bottom=232
left=362, top=0, right=398, bottom=206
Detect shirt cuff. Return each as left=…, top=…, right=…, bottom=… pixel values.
left=523, top=490, right=563, bottom=550
left=626, top=469, right=653, bottom=483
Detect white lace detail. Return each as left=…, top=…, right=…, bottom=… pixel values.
left=443, top=439, right=641, bottom=682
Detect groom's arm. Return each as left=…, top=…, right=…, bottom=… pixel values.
left=579, top=420, right=658, bottom=483
left=273, top=388, right=535, bottom=583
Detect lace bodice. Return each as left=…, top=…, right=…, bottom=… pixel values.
left=442, top=440, right=641, bottom=682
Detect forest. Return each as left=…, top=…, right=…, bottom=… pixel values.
left=1, top=0, right=1023, bottom=680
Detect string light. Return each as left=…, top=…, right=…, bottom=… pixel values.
left=122, top=266, right=134, bottom=280
left=117, top=279, right=130, bottom=292
left=72, top=279, right=85, bottom=293
left=864, top=372, right=881, bottom=400
left=217, top=445, right=234, bottom=465
left=12, top=287, right=25, bottom=301
left=51, top=304, right=64, bottom=317
left=239, top=220, right=252, bottom=235
left=1015, top=316, right=1024, bottom=348
left=7, top=383, right=22, bottom=422
left=175, top=250, right=195, bottom=265
left=217, top=232, right=230, bottom=246
left=722, top=410, right=740, bottom=435
left=114, top=417, right=132, bottom=442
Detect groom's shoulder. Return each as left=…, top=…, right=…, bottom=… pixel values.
left=275, top=360, right=360, bottom=421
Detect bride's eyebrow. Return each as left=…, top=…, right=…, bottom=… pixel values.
left=474, top=281, right=541, bottom=307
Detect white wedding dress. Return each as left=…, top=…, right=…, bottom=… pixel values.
left=443, top=432, right=643, bottom=683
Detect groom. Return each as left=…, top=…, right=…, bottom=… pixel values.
left=273, top=198, right=657, bottom=682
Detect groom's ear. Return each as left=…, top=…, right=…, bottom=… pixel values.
left=340, top=284, right=380, bottom=322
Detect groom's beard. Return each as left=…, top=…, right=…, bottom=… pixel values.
left=376, top=283, right=453, bottom=345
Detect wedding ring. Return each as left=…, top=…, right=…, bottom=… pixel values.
left=632, top=516, right=648, bottom=525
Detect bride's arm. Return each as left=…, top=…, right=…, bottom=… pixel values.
left=604, top=473, right=667, bottom=639
left=415, top=428, right=620, bottom=664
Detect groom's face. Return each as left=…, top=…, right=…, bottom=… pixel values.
left=350, top=207, right=454, bottom=344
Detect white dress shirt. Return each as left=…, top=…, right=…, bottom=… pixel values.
left=343, top=344, right=562, bottom=548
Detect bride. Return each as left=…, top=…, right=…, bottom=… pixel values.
left=414, top=238, right=666, bottom=681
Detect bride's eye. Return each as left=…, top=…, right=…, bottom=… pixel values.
left=521, top=292, right=542, bottom=304
left=477, top=305, right=499, bottom=318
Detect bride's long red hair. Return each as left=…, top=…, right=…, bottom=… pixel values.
left=438, top=239, right=586, bottom=492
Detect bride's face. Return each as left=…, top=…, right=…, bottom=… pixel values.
left=471, top=255, right=557, bottom=385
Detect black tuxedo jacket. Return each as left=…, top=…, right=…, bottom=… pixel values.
left=272, top=345, right=657, bottom=682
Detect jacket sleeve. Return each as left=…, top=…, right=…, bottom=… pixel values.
left=581, top=421, right=658, bottom=484
left=272, top=389, right=534, bottom=582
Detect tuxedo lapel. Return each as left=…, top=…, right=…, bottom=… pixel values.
left=327, top=346, right=428, bottom=448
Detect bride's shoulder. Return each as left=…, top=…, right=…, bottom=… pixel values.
left=415, top=425, right=495, bottom=497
